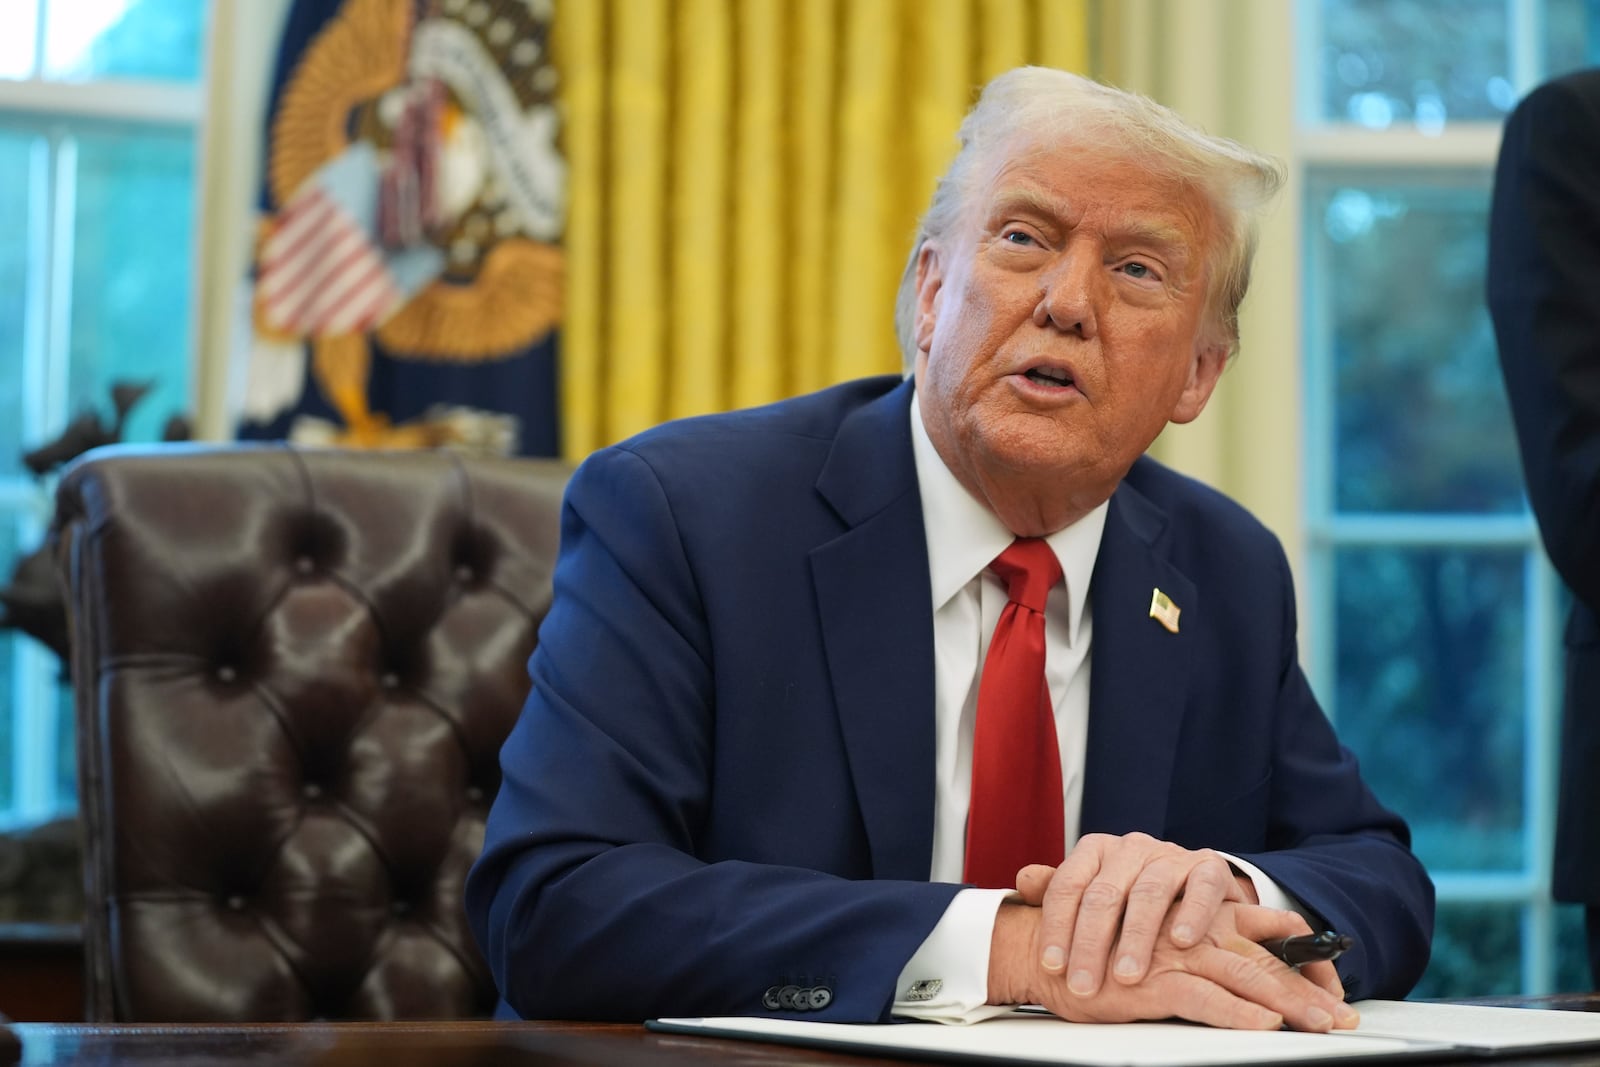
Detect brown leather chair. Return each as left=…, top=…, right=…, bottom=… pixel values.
left=52, top=444, right=568, bottom=1022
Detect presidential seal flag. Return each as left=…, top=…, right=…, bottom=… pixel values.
left=238, top=0, right=565, bottom=457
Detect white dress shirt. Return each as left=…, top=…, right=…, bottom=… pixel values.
left=892, top=400, right=1299, bottom=1023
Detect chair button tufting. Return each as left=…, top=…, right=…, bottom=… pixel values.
left=380, top=673, right=399, bottom=689
left=226, top=895, right=246, bottom=912
left=295, top=555, right=315, bottom=576
left=216, top=665, right=237, bottom=684
left=455, top=565, right=475, bottom=583
left=391, top=900, right=411, bottom=918
left=465, top=786, right=485, bottom=804
left=302, top=783, right=323, bottom=801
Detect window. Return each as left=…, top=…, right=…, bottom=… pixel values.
left=1300, top=0, right=1600, bottom=995
left=0, top=0, right=208, bottom=828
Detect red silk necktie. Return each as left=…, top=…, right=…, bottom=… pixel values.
left=964, top=538, right=1065, bottom=889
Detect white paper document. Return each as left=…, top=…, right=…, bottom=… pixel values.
left=1351, top=998, right=1600, bottom=1049
left=648, top=999, right=1600, bottom=1066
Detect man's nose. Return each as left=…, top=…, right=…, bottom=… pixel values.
left=1032, top=246, right=1099, bottom=339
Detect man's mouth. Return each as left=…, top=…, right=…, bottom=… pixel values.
left=1023, top=366, right=1074, bottom=389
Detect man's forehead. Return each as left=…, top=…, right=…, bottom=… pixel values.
left=977, top=144, right=1213, bottom=249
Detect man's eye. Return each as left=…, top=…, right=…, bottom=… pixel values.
left=1123, top=262, right=1153, bottom=279
left=1003, top=230, right=1034, bottom=246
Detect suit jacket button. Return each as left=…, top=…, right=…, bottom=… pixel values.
left=777, top=985, right=802, bottom=1010
left=808, top=986, right=833, bottom=1010
left=762, top=986, right=782, bottom=1011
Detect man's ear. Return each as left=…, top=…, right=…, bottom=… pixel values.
left=1169, top=342, right=1230, bottom=424
left=914, top=242, right=944, bottom=353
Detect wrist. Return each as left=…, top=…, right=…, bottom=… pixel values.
left=1234, top=871, right=1261, bottom=905
left=987, top=901, right=1037, bottom=1006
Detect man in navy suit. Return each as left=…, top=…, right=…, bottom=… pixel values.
left=466, top=68, right=1434, bottom=1027
left=1489, top=68, right=1600, bottom=982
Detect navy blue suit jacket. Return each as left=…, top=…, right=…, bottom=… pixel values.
left=465, top=376, right=1433, bottom=1021
left=1489, top=69, right=1600, bottom=904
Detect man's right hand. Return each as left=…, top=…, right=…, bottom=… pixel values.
left=986, top=898, right=1359, bottom=1031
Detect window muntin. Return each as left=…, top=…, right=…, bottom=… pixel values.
left=0, top=0, right=206, bottom=830
left=1301, top=0, right=1600, bottom=996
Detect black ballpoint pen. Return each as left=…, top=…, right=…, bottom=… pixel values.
left=1261, top=931, right=1353, bottom=967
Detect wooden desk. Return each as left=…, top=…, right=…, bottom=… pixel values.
left=2, top=997, right=1598, bottom=1067
left=0, top=1019, right=899, bottom=1066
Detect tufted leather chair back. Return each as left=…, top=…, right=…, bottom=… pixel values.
left=52, top=444, right=568, bottom=1022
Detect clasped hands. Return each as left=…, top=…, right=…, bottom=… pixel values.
left=985, top=832, right=1360, bottom=1032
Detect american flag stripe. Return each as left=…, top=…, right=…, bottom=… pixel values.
left=262, top=223, right=370, bottom=325
left=261, top=190, right=333, bottom=255
left=259, top=207, right=350, bottom=317
left=258, top=184, right=407, bottom=337
left=257, top=136, right=449, bottom=339
left=296, top=229, right=381, bottom=318
left=258, top=195, right=339, bottom=286
left=322, top=273, right=402, bottom=336
left=268, top=246, right=366, bottom=329
left=305, top=254, right=396, bottom=334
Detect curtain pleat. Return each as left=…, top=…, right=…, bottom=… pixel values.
left=731, top=2, right=785, bottom=409
left=829, top=0, right=902, bottom=391
left=787, top=0, right=838, bottom=398
left=554, top=0, right=1090, bottom=458
left=604, top=0, right=670, bottom=441
left=669, top=0, right=731, bottom=417
left=911, top=0, right=971, bottom=208
left=551, top=3, right=605, bottom=460
left=1037, top=0, right=1089, bottom=74
left=977, top=0, right=1029, bottom=82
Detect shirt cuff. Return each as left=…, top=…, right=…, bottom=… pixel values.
left=1219, top=852, right=1310, bottom=918
left=891, top=888, right=1020, bottom=1025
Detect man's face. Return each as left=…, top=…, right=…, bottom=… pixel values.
left=912, top=138, right=1228, bottom=533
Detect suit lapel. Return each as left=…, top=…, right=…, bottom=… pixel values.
left=810, top=379, right=938, bottom=881
left=1078, top=476, right=1196, bottom=838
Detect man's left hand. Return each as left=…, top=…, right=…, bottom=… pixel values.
left=1017, top=833, right=1260, bottom=997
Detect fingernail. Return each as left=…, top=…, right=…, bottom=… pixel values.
left=1172, top=923, right=1194, bottom=945
left=1041, top=946, right=1065, bottom=972
left=1114, top=955, right=1139, bottom=978
left=1336, top=1005, right=1361, bottom=1028
left=1306, top=1007, right=1333, bottom=1031
left=1068, top=969, right=1095, bottom=995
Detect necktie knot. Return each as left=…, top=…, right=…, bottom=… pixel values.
left=989, top=538, right=1061, bottom=614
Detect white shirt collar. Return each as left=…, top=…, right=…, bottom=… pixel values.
left=910, top=396, right=1108, bottom=647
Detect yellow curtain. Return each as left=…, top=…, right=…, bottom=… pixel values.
left=553, top=0, right=1089, bottom=459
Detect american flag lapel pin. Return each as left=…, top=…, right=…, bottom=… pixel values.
left=1148, top=589, right=1181, bottom=634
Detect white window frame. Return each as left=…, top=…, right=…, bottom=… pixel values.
left=0, top=2, right=205, bottom=829
left=1296, top=0, right=1568, bottom=993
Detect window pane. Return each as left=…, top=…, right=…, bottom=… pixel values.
left=1333, top=546, right=1526, bottom=871
left=0, top=132, right=31, bottom=475
left=42, top=0, right=206, bottom=83
left=1314, top=0, right=1515, bottom=126
left=0, top=0, right=39, bottom=80
left=1310, top=174, right=1523, bottom=514
left=1414, top=902, right=1522, bottom=998
left=67, top=126, right=194, bottom=443
left=0, top=520, right=15, bottom=813
left=1545, top=0, right=1600, bottom=76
